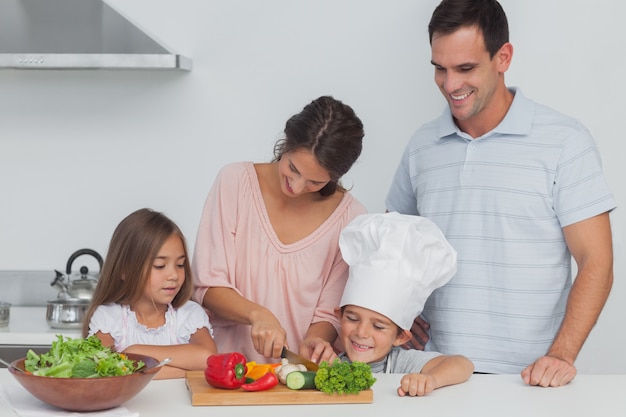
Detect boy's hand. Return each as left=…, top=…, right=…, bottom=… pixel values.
left=397, top=373, right=437, bottom=397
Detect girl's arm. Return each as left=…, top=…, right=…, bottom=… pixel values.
left=92, top=330, right=116, bottom=349
left=398, top=354, right=474, bottom=397
left=123, top=327, right=217, bottom=379
left=149, top=366, right=186, bottom=379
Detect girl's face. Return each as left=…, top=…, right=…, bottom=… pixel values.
left=142, top=234, right=186, bottom=307
left=336, top=305, right=411, bottom=364
left=277, top=149, right=331, bottom=196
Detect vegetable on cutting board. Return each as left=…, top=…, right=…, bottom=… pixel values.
left=275, top=358, right=307, bottom=384
left=314, top=359, right=376, bottom=394
left=285, top=371, right=317, bottom=390
left=204, top=352, right=248, bottom=389
left=245, top=361, right=279, bottom=380
left=241, top=370, right=279, bottom=392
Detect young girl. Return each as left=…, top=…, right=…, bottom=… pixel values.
left=82, top=208, right=217, bottom=379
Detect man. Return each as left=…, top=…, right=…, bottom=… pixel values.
left=385, top=0, right=615, bottom=387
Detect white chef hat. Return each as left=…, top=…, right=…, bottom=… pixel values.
left=339, top=212, right=457, bottom=330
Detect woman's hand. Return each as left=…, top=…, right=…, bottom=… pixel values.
left=203, top=288, right=287, bottom=359
left=249, top=308, right=287, bottom=359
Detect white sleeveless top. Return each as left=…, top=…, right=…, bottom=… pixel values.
left=88, top=301, right=212, bottom=352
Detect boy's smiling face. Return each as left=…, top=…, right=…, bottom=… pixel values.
left=336, top=305, right=412, bottom=364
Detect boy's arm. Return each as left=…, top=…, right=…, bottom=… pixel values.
left=398, top=354, right=474, bottom=396
left=420, top=354, right=474, bottom=388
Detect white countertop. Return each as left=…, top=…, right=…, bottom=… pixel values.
left=1, top=371, right=625, bottom=417
left=2, top=307, right=625, bottom=416
left=0, top=307, right=80, bottom=345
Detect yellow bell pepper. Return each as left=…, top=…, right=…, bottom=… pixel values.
left=245, top=362, right=278, bottom=380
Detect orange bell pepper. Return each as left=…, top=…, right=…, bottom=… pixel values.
left=245, top=362, right=279, bottom=380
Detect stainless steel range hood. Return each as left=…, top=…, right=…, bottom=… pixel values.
left=0, top=0, right=191, bottom=70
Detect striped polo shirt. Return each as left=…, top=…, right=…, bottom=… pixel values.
left=385, top=88, right=616, bottom=373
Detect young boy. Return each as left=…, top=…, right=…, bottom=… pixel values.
left=336, top=212, right=474, bottom=397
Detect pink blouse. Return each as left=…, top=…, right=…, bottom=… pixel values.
left=191, top=162, right=367, bottom=362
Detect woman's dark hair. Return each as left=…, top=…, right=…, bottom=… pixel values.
left=82, top=208, right=192, bottom=337
left=428, top=0, right=509, bottom=58
left=273, top=96, right=364, bottom=197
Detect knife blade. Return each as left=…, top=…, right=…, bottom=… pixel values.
left=280, top=347, right=319, bottom=371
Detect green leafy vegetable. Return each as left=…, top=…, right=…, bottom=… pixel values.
left=24, top=335, right=143, bottom=378
left=314, top=359, right=376, bottom=394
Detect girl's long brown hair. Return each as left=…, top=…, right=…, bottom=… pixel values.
left=82, top=208, right=193, bottom=337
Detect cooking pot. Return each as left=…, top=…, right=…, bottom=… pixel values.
left=50, top=248, right=103, bottom=301
left=47, top=249, right=103, bottom=329
left=46, top=299, right=90, bottom=329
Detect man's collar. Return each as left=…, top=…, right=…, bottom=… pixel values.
left=437, top=87, right=534, bottom=141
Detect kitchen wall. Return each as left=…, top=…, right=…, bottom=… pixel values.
left=1, top=0, right=623, bottom=373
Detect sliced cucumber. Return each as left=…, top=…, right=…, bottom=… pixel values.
left=285, top=371, right=317, bottom=390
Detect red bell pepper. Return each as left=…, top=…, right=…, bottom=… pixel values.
left=241, top=370, right=279, bottom=392
left=204, top=352, right=248, bottom=389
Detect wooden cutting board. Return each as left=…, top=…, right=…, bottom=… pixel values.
left=185, top=371, right=373, bottom=406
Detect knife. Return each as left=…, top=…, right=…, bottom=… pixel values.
left=280, top=347, right=319, bottom=371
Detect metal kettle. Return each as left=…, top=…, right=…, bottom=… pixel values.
left=50, top=248, right=103, bottom=301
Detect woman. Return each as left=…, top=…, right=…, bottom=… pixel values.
left=192, top=96, right=366, bottom=364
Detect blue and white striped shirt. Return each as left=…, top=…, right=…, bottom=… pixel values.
left=385, top=88, right=616, bottom=373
